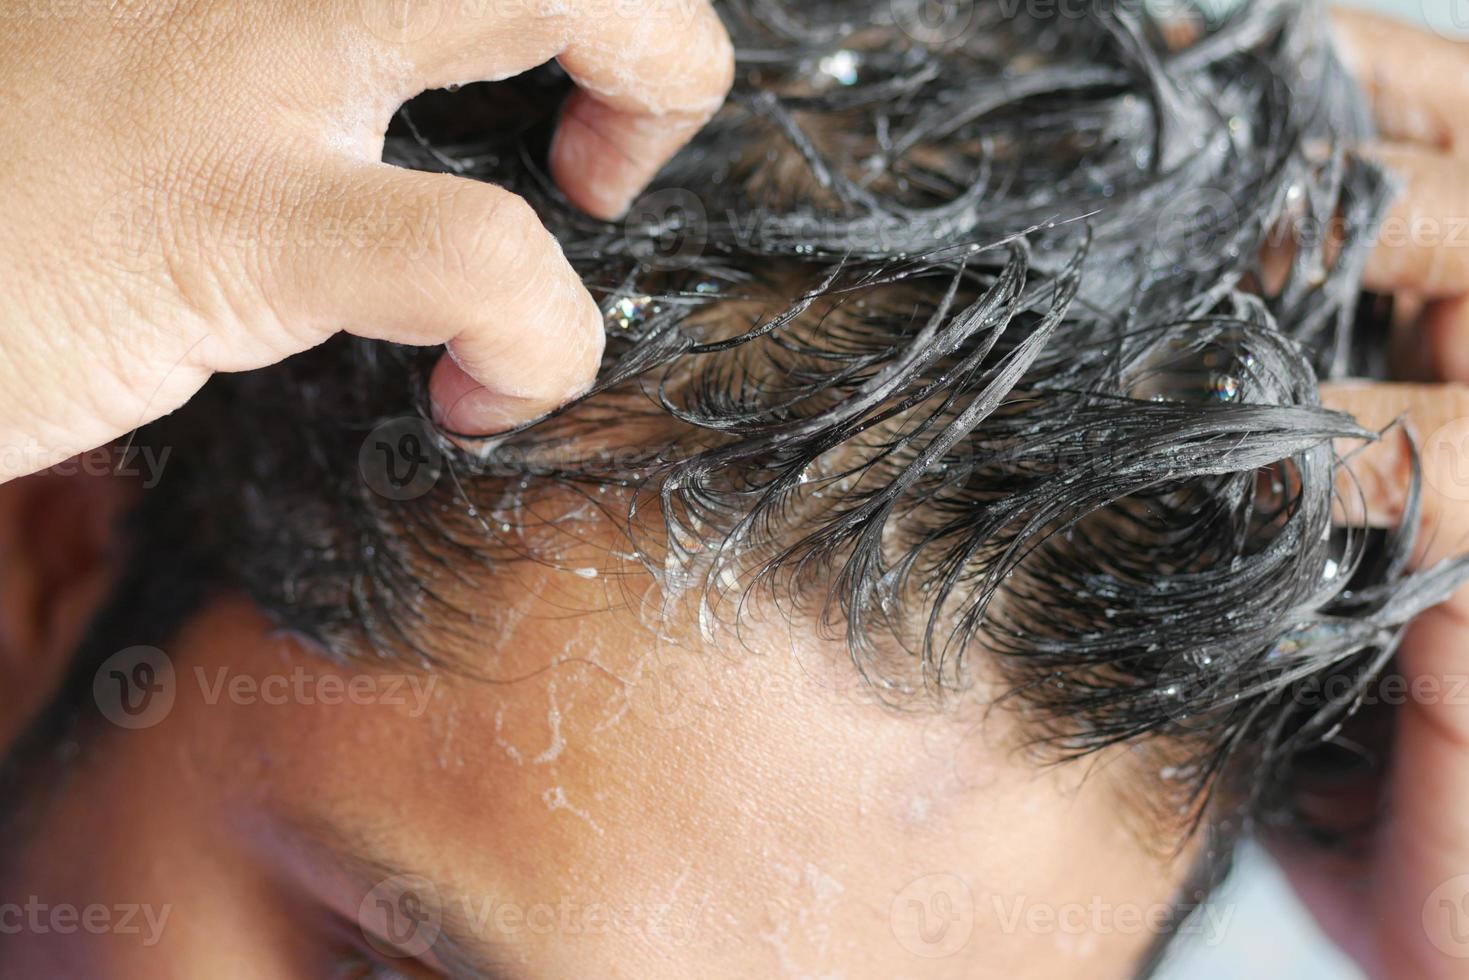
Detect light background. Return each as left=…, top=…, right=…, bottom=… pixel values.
left=1155, top=1, right=1462, bottom=977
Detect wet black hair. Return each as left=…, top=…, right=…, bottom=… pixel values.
left=19, top=0, right=1469, bottom=909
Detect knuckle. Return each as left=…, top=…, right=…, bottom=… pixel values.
left=509, top=292, right=603, bottom=408
left=464, top=187, right=540, bottom=255
left=437, top=187, right=550, bottom=288
left=512, top=294, right=604, bottom=407
left=562, top=297, right=607, bottom=381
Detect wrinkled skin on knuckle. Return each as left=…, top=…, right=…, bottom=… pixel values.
left=66, top=283, right=212, bottom=439
left=435, top=186, right=605, bottom=403
left=438, top=188, right=554, bottom=316
left=458, top=189, right=543, bottom=283
left=559, top=287, right=608, bottom=388
left=0, top=0, right=333, bottom=454
left=175, top=144, right=350, bottom=364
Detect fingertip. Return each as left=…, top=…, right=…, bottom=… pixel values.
left=551, top=92, right=648, bottom=220
left=431, top=286, right=605, bottom=437
left=1423, top=297, right=1469, bottom=384
left=428, top=354, right=541, bottom=436
left=551, top=90, right=716, bottom=221
left=549, top=0, right=731, bottom=220
left=1360, top=143, right=1469, bottom=297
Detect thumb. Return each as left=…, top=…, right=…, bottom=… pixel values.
left=261, top=157, right=605, bottom=435
left=1320, top=380, right=1469, bottom=977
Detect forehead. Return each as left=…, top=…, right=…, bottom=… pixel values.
left=128, top=556, right=1190, bottom=978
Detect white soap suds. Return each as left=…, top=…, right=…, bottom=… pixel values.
left=541, top=785, right=604, bottom=836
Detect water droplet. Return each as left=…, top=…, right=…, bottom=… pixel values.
left=608, top=295, right=653, bottom=331
left=817, top=49, right=861, bottom=86
left=1210, top=374, right=1241, bottom=401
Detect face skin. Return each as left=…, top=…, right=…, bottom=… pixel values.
left=0, top=511, right=1203, bottom=980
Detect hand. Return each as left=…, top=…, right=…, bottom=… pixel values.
left=0, top=0, right=733, bottom=478
left=1272, top=10, right=1469, bottom=979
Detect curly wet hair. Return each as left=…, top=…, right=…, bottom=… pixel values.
left=23, top=0, right=1469, bottom=886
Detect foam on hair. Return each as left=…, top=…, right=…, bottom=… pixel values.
left=28, top=0, right=1469, bottom=858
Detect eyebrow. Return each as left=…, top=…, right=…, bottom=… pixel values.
left=286, top=817, right=521, bottom=980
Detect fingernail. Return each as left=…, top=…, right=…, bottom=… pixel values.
left=601, top=187, right=637, bottom=222
left=432, top=386, right=545, bottom=436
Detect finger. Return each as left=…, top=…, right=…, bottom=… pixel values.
left=1362, top=143, right=1469, bottom=298
left=1321, top=381, right=1469, bottom=568
left=1372, top=597, right=1469, bottom=978
left=1388, top=292, right=1469, bottom=386
left=1319, top=382, right=1469, bottom=974
left=349, top=0, right=734, bottom=220
left=1416, top=295, right=1469, bottom=384
left=549, top=2, right=734, bottom=219
left=1332, top=8, right=1469, bottom=154
left=261, top=157, right=604, bottom=435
